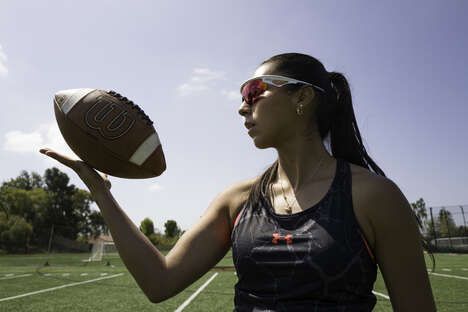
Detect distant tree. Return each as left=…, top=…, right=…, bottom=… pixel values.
left=0, top=213, right=33, bottom=253
left=0, top=212, right=8, bottom=239
left=410, top=198, right=428, bottom=233
left=41, top=167, right=102, bottom=241
left=39, top=168, right=77, bottom=239
left=140, top=217, right=155, bottom=237
left=2, top=170, right=43, bottom=190
left=0, top=186, right=31, bottom=220
left=0, top=168, right=105, bottom=250
left=438, top=208, right=458, bottom=238
left=71, top=189, right=96, bottom=237
left=87, top=210, right=108, bottom=238
left=164, top=220, right=181, bottom=238
left=456, top=225, right=467, bottom=237
left=148, top=233, right=162, bottom=246
left=426, top=218, right=437, bottom=240
left=0, top=186, right=48, bottom=223
left=0, top=186, right=50, bottom=246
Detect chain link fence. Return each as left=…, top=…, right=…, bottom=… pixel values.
left=419, top=205, right=468, bottom=253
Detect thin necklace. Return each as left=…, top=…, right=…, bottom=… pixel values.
left=276, top=155, right=327, bottom=214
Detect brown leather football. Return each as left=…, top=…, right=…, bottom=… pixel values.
left=54, top=88, right=166, bottom=179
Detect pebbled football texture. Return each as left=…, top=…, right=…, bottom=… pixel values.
left=54, top=88, right=166, bottom=179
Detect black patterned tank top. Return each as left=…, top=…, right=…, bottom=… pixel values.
left=231, top=158, right=377, bottom=311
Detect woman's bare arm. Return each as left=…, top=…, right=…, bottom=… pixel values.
left=161, top=182, right=249, bottom=300
left=364, top=177, right=437, bottom=311
left=93, top=180, right=250, bottom=302
left=40, top=147, right=249, bottom=303
left=89, top=187, right=169, bottom=302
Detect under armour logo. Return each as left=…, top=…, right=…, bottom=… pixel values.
left=272, top=233, right=293, bottom=245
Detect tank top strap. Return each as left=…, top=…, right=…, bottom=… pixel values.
left=329, top=157, right=353, bottom=219
left=339, top=159, right=377, bottom=263
left=334, top=157, right=348, bottom=190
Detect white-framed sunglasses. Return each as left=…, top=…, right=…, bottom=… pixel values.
left=240, top=74, right=325, bottom=105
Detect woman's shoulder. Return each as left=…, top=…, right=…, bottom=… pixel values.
left=348, top=161, right=393, bottom=212
left=220, top=177, right=257, bottom=229
left=349, top=162, right=401, bottom=200
left=349, top=162, right=410, bottom=247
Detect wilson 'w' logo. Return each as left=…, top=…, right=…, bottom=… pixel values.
left=85, top=98, right=135, bottom=140
left=272, top=233, right=293, bottom=245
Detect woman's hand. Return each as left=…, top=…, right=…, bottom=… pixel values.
left=39, top=148, right=112, bottom=192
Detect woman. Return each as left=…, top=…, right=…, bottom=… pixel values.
left=40, top=53, right=436, bottom=311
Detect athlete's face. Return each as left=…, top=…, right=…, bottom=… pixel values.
left=238, top=63, right=305, bottom=149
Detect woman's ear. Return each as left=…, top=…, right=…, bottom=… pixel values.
left=294, top=86, right=316, bottom=105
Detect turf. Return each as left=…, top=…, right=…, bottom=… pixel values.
left=0, top=252, right=466, bottom=311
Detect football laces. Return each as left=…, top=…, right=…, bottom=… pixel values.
left=107, top=90, right=154, bottom=126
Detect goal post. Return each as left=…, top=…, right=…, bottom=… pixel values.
left=85, top=234, right=117, bottom=262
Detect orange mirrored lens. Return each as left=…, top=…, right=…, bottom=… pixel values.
left=241, top=79, right=267, bottom=104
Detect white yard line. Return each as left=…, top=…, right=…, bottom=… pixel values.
left=174, top=273, right=218, bottom=312
left=0, top=273, right=124, bottom=302
left=0, top=274, right=32, bottom=281
left=372, top=290, right=390, bottom=300
left=429, top=272, right=468, bottom=281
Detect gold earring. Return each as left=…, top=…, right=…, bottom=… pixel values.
left=296, top=104, right=304, bottom=116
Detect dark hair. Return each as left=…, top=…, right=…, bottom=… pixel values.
left=244, top=52, right=435, bottom=270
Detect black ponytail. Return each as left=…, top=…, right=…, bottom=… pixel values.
left=325, top=71, right=385, bottom=176
left=326, top=71, right=434, bottom=269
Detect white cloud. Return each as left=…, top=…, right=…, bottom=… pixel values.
left=221, top=89, right=239, bottom=101
left=4, top=131, right=43, bottom=152
left=177, top=67, right=225, bottom=96
left=177, top=83, right=209, bottom=96
left=148, top=182, right=163, bottom=192
left=191, top=68, right=225, bottom=82
left=3, top=121, right=79, bottom=160
left=0, top=45, right=8, bottom=77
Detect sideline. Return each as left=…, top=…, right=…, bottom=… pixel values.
left=429, top=272, right=468, bottom=281
left=372, top=290, right=390, bottom=300
left=174, top=272, right=218, bottom=312
left=0, top=273, right=124, bottom=302
left=0, top=274, right=32, bottom=281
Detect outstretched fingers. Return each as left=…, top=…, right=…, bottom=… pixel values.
left=39, top=148, right=110, bottom=192
left=39, top=148, right=77, bottom=169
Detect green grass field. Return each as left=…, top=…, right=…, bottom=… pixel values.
left=0, top=251, right=466, bottom=311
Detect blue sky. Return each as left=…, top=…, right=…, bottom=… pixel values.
left=0, top=0, right=467, bottom=231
